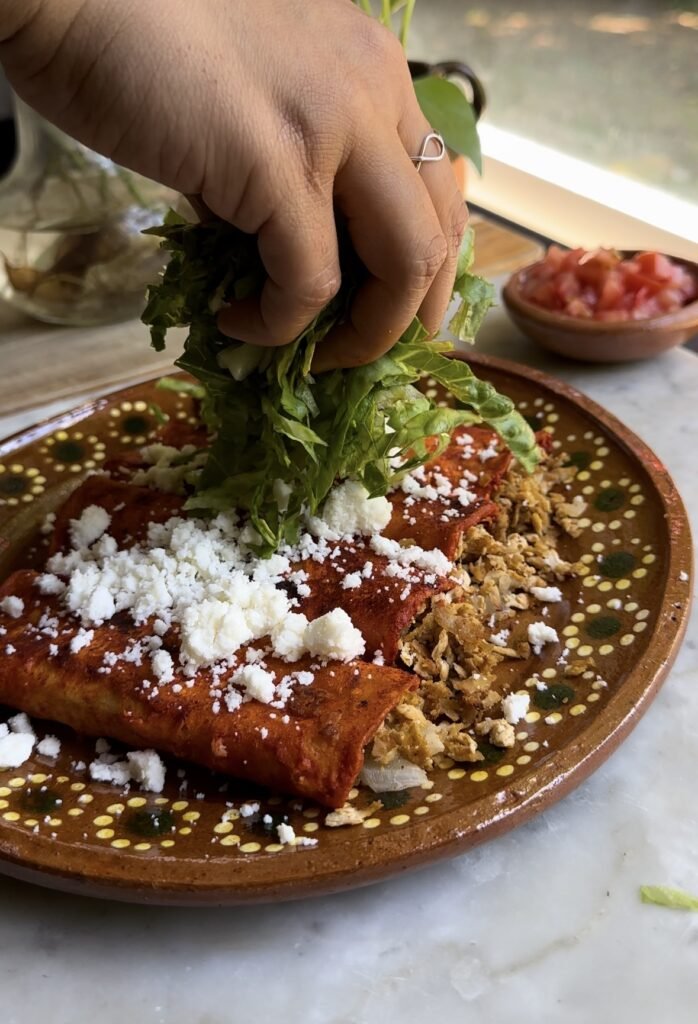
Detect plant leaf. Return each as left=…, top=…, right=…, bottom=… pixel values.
left=412, top=75, right=482, bottom=172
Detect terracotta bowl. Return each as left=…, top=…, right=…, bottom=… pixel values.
left=502, top=253, right=698, bottom=363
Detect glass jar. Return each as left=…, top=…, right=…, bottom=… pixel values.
left=0, top=98, right=176, bottom=326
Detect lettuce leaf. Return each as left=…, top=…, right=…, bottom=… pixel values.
left=142, top=216, right=538, bottom=554
left=640, top=885, right=698, bottom=912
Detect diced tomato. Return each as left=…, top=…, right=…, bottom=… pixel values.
left=518, top=245, right=695, bottom=321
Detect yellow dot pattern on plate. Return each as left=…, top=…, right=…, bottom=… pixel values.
left=3, top=811, right=20, bottom=821
left=134, top=843, right=151, bottom=852
left=9, top=778, right=25, bottom=788
left=470, top=770, right=488, bottom=783
left=598, top=581, right=613, bottom=592
left=348, top=787, right=359, bottom=800
left=160, top=839, right=176, bottom=848
left=570, top=704, right=587, bottom=716
left=303, top=822, right=319, bottom=833
left=563, top=625, right=578, bottom=637
left=111, top=838, right=131, bottom=850
left=96, top=828, right=114, bottom=839
left=127, top=796, right=146, bottom=808
left=362, top=818, right=381, bottom=829
left=542, top=668, right=557, bottom=679
left=171, top=800, right=188, bottom=812
left=524, top=741, right=540, bottom=752
left=303, top=807, right=320, bottom=818
left=545, top=712, right=563, bottom=724
left=154, top=797, right=169, bottom=806
left=30, top=773, right=48, bottom=784
left=425, top=792, right=443, bottom=803
left=571, top=612, right=585, bottom=623
left=599, top=643, right=614, bottom=655
left=213, top=821, right=234, bottom=834
left=634, top=622, right=648, bottom=633
left=636, top=608, right=650, bottom=619
left=94, top=814, right=113, bottom=826
left=24, top=818, right=38, bottom=827
left=448, top=768, right=466, bottom=780
left=240, top=841, right=261, bottom=852
left=106, top=803, right=124, bottom=815
left=67, top=808, right=83, bottom=817
left=526, top=711, right=541, bottom=723
left=182, top=811, right=200, bottom=822
left=620, top=634, right=635, bottom=646
left=70, top=782, right=86, bottom=792
left=220, top=835, right=240, bottom=847
left=577, top=644, right=594, bottom=658
left=413, top=806, right=429, bottom=816
left=566, top=637, right=580, bottom=650
left=265, top=844, right=283, bottom=853
left=587, top=693, right=601, bottom=703
left=0, top=800, right=8, bottom=810
left=390, top=814, right=410, bottom=826
left=178, top=827, right=192, bottom=836
left=496, top=764, right=515, bottom=777
left=47, top=817, right=61, bottom=827
left=516, top=755, right=532, bottom=765
left=0, top=787, right=10, bottom=797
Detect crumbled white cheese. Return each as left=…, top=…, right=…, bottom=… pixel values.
left=530, top=586, right=562, bottom=603
left=127, top=749, right=166, bottom=793
left=69, top=504, right=111, bottom=549
left=70, top=627, right=94, bottom=654
left=528, top=621, right=560, bottom=655
left=151, top=649, right=175, bottom=684
left=40, top=511, right=56, bottom=535
left=0, top=595, right=24, bottom=619
left=276, top=822, right=296, bottom=845
left=271, top=612, right=309, bottom=663
left=341, top=572, right=362, bottom=590
left=0, top=731, right=34, bottom=768
left=679, top=570, right=689, bottom=583
left=305, top=608, right=365, bottom=662
left=233, top=664, right=277, bottom=704
left=8, top=712, right=35, bottom=738
left=37, top=573, right=66, bottom=596
left=37, top=735, right=61, bottom=757
left=369, top=535, right=451, bottom=577
left=239, top=802, right=260, bottom=818
left=501, top=692, right=530, bottom=725
left=313, top=479, right=392, bottom=538
left=489, top=629, right=510, bottom=648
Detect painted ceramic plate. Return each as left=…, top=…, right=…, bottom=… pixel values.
left=0, top=354, right=691, bottom=904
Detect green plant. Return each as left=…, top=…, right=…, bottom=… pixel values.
left=355, top=0, right=482, bottom=171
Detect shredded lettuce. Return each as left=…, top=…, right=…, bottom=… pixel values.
left=640, top=885, right=698, bottom=912
left=142, top=213, right=538, bottom=555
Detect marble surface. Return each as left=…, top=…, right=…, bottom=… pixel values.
left=1, top=295, right=697, bottom=1024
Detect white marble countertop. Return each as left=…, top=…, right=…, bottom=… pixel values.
left=1, top=295, right=697, bottom=1024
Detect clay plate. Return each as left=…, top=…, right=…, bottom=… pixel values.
left=0, top=353, right=692, bottom=904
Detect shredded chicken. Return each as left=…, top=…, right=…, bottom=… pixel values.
left=370, top=451, right=582, bottom=770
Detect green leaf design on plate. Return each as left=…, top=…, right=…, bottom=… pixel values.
left=586, top=616, right=622, bottom=639
left=126, top=809, right=175, bottom=837
left=412, top=76, right=482, bottom=172
left=532, top=683, right=575, bottom=710
left=376, top=789, right=413, bottom=810
left=595, top=487, right=626, bottom=512
left=599, top=552, right=636, bottom=579
left=476, top=740, right=506, bottom=764
left=565, top=451, right=591, bottom=470
left=22, top=788, right=61, bottom=814
left=53, top=440, right=84, bottom=464
left=524, top=413, right=544, bottom=431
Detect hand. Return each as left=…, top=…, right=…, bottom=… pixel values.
left=0, top=0, right=467, bottom=369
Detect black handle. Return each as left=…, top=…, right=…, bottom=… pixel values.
left=408, top=59, right=486, bottom=122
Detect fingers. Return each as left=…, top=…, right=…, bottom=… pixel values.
left=410, top=136, right=468, bottom=335
left=217, top=196, right=341, bottom=346
left=311, top=135, right=449, bottom=373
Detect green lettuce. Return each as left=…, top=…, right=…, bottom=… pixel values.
left=142, top=213, right=538, bottom=554
left=640, top=885, right=698, bottom=912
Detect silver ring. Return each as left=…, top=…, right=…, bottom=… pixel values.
left=412, top=131, right=446, bottom=173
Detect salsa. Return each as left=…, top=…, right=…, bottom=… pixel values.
left=520, top=246, right=697, bottom=322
